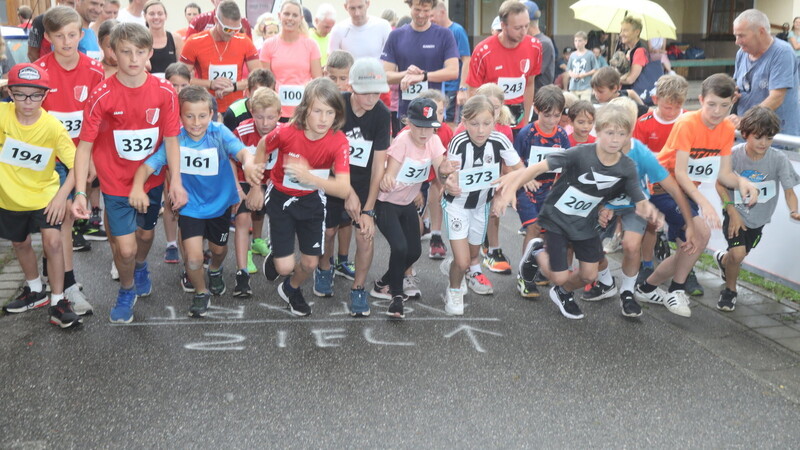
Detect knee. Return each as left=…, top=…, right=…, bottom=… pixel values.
left=728, top=247, right=747, bottom=264
left=325, top=228, right=337, bottom=240
left=550, top=271, right=569, bottom=286
left=137, top=229, right=155, bottom=244
left=274, top=258, right=295, bottom=276
left=621, top=238, right=641, bottom=256
left=116, top=244, right=137, bottom=261
left=186, top=258, right=204, bottom=271
left=300, top=257, right=318, bottom=274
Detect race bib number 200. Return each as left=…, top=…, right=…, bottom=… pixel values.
left=554, top=185, right=602, bottom=218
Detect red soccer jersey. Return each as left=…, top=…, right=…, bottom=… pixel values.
left=466, top=34, right=543, bottom=106
left=633, top=109, right=685, bottom=153
left=37, top=52, right=105, bottom=144
left=265, top=125, right=349, bottom=197
left=232, top=118, right=283, bottom=184
left=568, top=133, right=596, bottom=147
left=79, top=74, right=181, bottom=196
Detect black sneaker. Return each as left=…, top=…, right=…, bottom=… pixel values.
left=636, top=264, right=654, bottom=287
left=48, top=299, right=82, bottom=328
left=4, top=287, right=49, bottom=313
left=189, top=292, right=211, bottom=318
left=685, top=270, right=704, bottom=296
left=278, top=282, right=311, bottom=316
left=620, top=291, right=642, bottom=318
left=583, top=279, right=618, bottom=302
left=180, top=272, right=195, bottom=293
left=72, top=230, right=91, bottom=252
left=518, top=238, right=544, bottom=282
left=233, top=270, right=252, bottom=298
left=717, top=288, right=737, bottom=312
left=655, top=231, right=670, bottom=261
left=262, top=254, right=280, bottom=281
left=82, top=226, right=108, bottom=241
left=386, top=295, right=405, bottom=319
left=714, top=250, right=727, bottom=282
left=549, top=286, right=584, bottom=319
left=533, top=270, right=549, bottom=286
left=208, top=268, right=226, bottom=296
left=89, top=207, right=103, bottom=228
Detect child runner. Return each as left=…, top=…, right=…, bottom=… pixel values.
left=567, top=100, right=596, bottom=147
left=222, top=69, right=276, bottom=131
left=567, top=31, right=597, bottom=102
left=591, top=66, right=648, bottom=118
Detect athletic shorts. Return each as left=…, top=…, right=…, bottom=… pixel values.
left=103, top=184, right=163, bottom=237
left=266, top=186, right=326, bottom=258
left=649, top=193, right=699, bottom=242
left=516, top=185, right=551, bottom=228
left=0, top=207, right=60, bottom=242
left=723, top=210, right=764, bottom=253
left=235, top=183, right=267, bottom=216
left=179, top=208, right=232, bottom=246
left=443, top=200, right=489, bottom=245
left=324, top=197, right=352, bottom=229
left=616, top=207, right=647, bottom=235
left=55, top=161, right=74, bottom=201
left=544, top=230, right=604, bottom=273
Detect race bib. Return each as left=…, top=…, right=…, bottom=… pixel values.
left=554, top=185, right=602, bottom=218
left=0, top=137, right=53, bottom=171
left=151, top=72, right=166, bottom=79
left=85, top=50, right=103, bottom=61
left=245, top=145, right=257, bottom=156
left=401, top=81, right=428, bottom=100
left=180, top=147, right=219, bottom=176
left=279, top=85, right=304, bottom=107
left=348, top=138, right=373, bottom=168
left=209, top=64, right=237, bottom=82
left=283, top=168, right=329, bottom=191
left=458, top=163, right=499, bottom=193
left=113, top=127, right=159, bottom=161
left=607, top=193, right=631, bottom=208
left=498, top=76, right=525, bottom=100
left=50, top=110, right=84, bottom=139
left=734, top=180, right=776, bottom=204
left=529, top=146, right=562, bottom=173
left=396, top=158, right=430, bottom=184
left=265, top=149, right=278, bottom=170
left=687, top=155, right=720, bottom=183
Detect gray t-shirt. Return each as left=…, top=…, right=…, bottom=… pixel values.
left=540, top=144, right=645, bottom=240
left=534, top=33, right=555, bottom=90
left=567, top=50, right=597, bottom=92
left=728, top=143, right=800, bottom=228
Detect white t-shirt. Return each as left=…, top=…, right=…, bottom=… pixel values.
left=117, top=8, right=146, bottom=26
left=328, top=16, right=392, bottom=60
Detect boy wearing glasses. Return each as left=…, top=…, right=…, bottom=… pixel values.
left=180, top=0, right=260, bottom=113
left=0, top=63, right=82, bottom=329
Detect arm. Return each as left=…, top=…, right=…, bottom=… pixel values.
left=620, top=63, right=642, bottom=85
left=283, top=158, right=352, bottom=199
left=383, top=60, right=405, bottom=85
left=520, top=74, right=536, bottom=129
left=70, top=140, right=94, bottom=219
left=130, top=163, right=157, bottom=214
left=355, top=149, right=387, bottom=239
left=785, top=188, right=800, bottom=221
left=310, top=59, right=323, bottom=80
left=172, top=32, right=184, bottom=60
left=760, top=88, right=788, bottom=111
left=245, top=138, right=268, bottom=211
left=164, top=136, right=187, bottom=210
left=380, top=155, right=403, bottom=192
left=456, top=55, right=471, bottom=106
left=398, top=58, right=459, bottom=91
left=715, top=178, right=747, bottom=239
left=789, top=36, right=800, bottom=51
left=235, top=148, right=260, bottom=187
left=45, top=170, right=74, bottom=226
left=717, top=154, right=758, bottom=206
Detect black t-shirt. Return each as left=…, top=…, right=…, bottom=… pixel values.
left=341, top=92, right=391, bottom=192
left=28, top=15, right=45, bottom=49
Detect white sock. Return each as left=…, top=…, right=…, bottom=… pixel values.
left=27, top=277, right=42, bottom=293
left=431, top=230, right=441, bottom=237
left=469, top=264, right=481, bottom=275
left=166, top=241, right=177, bottom=248
left=488, top=246, right=499, bottom=253
left=51, top=292, right=64, bottom=303
left=598, top=267, right=613, bottom=286
left=621, top=273, right=637, bottom=294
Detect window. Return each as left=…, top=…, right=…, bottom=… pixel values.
left=707, top=0, right=754, bottom=38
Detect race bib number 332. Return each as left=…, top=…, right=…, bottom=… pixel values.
left=113, top=127, right=159, bottom=161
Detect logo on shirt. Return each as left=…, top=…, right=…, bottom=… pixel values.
left=74, top=86, right=88, bottom=102
left=422, top=44, right=436, bottom=49
left=146, top=108, right=160, bottom=125
left=494, top=65, right=504, bottom=71
left=520, top=59, right=530, bottom=73
left=577, top=169, right=621, bottom=190
left=113, top=111, right=124, bottom=115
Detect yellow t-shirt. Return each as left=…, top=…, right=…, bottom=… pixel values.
left=0, top=103, right=76, bottom=211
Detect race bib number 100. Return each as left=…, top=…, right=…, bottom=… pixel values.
left=0, top=137, right=53, bottom=171
left=180, top=147, right=219, bottom=176
left=458, top=163, right=499, bottom=193
left=554, top=185, right=602, bottom=218
left=279, top=85, right=304, bottom=107
left=687, top=155, right=720, bottom=183
left=396, top=158, right=430, bottom=184
left=113, top=127, right=159, bottom=161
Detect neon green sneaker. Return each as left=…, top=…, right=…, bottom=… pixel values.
left=247, top=250, right=258, bottom=274
left=251, top=238, right=270, bottom=256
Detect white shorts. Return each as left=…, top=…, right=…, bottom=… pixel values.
left=443, top=200, right=489, bottom=245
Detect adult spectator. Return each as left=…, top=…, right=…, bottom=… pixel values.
left=90, top=0, right=120, bottom=36
left=176, top=3, right=201, bottom=40
left=181, top=0, right=260, bottom=113
left=733, top=9, right=800, bottom=136
left=787, top=17, right=800, bottom=56
left=28, top=0, right=75, bottom=62
left=186, top=0, right=252, bottom=39
left=618, top=16, right=662, bottom=101
left=381, top=0, right=458, bottom=119
left=260, top=0, right=322, bottom=120
left=524, top=1, right=554, bottom=92
left=17, top=6, right=34, bottom=31
left=309, top=4, right=336, bottom=66
left=381, top=8, right=397, bottom=28
left=465, top=0, right=542, bottom=129
left=75, top=0, right=104, bottom=60
left=329, top=0, right=392, bottom=60
left=117, top=0, right=145, bottom=25
left=253, top=12, right=279, bottom=49
left=144, top=0, right=183, bottom=78
left=430, top=1, right=470, bottom=125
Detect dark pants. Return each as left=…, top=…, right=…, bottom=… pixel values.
left=376, top=200, right=422, bottom=296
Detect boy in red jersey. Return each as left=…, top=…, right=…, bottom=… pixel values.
left=71, top=23, right=186, bottom=324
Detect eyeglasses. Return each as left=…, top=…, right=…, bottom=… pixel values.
left=216, top=13, right=242, bottom=34
left=11, top=91, right=46, bottom=102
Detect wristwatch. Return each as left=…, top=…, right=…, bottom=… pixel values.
left=361, top=210, right=376, bottom=218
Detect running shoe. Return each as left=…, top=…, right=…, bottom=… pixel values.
left=164, top=245, right=180, bottom=264
left=48, top=299, right=82, bottom=328
left=189, top=292, right=211, bottom=318
left=262, top=254, right=280, bottom=281
left=247, top=250, right=257, bottom=274
left=134, top=262, right=152, bottom=297
left=370, top=280, right=391, bottom=300
left=467, top=272, right=493, bottom=295
left=386, top=295, right=405, bottom=319
left=251, top=238, right=270, bottom=256
left=582, top=279, right=618, bottom=302
left=403, top=275, right=421, bottom=299
left=3, top=287, right=49, bottom=313
left=65, top=284, right=93, bottom=315
left=208, top=268, right=226, bottom=296
left=429, top=234, right=447, bottom=259
left=349, top=288, right=370, bottom=317
left=278, top=281, right=311, bottom=316
left=313, top=267, right=334, bottom=297
left=517, top=275, right=540, bottom=298
left=109, top=288, right=137, bottom=323
left=714, top=250, right=728, bottom=282
left=664, top=290, right=691, bottom=317
left=685, top=270, right=704, bottom=296
left=620, top=291, right=642, bottom=318
left=717, top=288, right=737, bottom=312
left=180, top=271, right=195, bottom=293
left=444, top=287, right=464, bottom=316
left=233, top=270, right=252, bottom=298
left=72, top=230, right=91, bottom=252
left=550, top=286, right=584, bottom=319
left=482, top=248, right=512, bottom=274
left=334, top=259, right=356, bottom=280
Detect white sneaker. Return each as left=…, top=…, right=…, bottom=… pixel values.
left=403, top=275, right=421, bottom=299
left=664, top=290, right=692, bottom=317
left=65, top=284, right=93, bottom=315
left=467, top=272, right=493, bottom=295
left=634, top=286, right=667, bottom=305
left=110, top=261, right=119, bottom=281
left=444, top=288, right=464, bottom=315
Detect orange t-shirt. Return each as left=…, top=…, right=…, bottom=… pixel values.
left=180, top=31, right=259, bottom=112
left=657, top=110, right=734, bottom=185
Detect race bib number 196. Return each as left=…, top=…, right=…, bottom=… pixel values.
left=0, top=137, right=52, bottom=171
left=687, top=155, right=720, bottom=183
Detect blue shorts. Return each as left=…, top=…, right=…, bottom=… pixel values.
left=55, top=161, right=74, bottom=201
left=103, top=185, right=163, bottom=237
left=516, top=184, right=551, bottom=228
left=649, top=193, right=699, bottom=242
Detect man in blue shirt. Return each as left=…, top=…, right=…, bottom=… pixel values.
left=431, top=1, right=471, bottom=126
left=75, top=0, right=104, bottom=60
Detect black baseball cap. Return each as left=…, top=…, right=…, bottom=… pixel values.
left=406, top=98, right=441, bottom=128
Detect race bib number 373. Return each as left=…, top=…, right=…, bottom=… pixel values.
left=458, top=163, right=499, bottom=193
left=0, top=137, right=53, bottom=171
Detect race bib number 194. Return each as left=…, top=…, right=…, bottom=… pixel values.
left=0, top=137, right=52, bottom=171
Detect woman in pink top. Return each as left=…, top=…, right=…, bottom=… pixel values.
left=259, top=0, right=323, bottom=120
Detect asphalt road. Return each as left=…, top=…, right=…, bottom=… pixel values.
left=2, top=215, right=800, bottom=448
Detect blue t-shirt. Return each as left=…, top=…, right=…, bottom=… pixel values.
left=513, top=122, right=571, bottom=185
left=146, top=122, right=244, bottom=219
left=78, top=27, right=102, bottom=61
left=442, top=22, right=471, bottom=93
left=381, top=23, right=459, bottom=117
left=606, top=138, right=668, bottom=210
left=734, top=38, right=800, bottom=136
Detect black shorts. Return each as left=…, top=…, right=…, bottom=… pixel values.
left=266, top=186, right=326, bottom=257
left=179, top=208, right=232, bottom=246
left=723, top=210, right=764, bottom=253
left=235, top=183, right=267, bottom=217
left=325, top=197, right=352, bottom=229
left=0, top=207, right=60, bottom=243
left=544, top=230, right=604, bottom=273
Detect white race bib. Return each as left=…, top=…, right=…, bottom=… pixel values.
left=348, top=138, right=372, bottom=168
left=0, top=137, right=53, bottom=171
left=554, top=185, right=602, bottom=218
left=498, top=76, right=525, bottom=100
left=279, top=85, right=304, bottom=107
left=209, top=64, right=237, bottom=83
left=49, top=110, right=84, bottom=139
left=687, top=155, right=720, bottom=183
left=151, top=72, right=166, bottom=79
left=734, top=180, right=776, bottom=204
left=401, top=81, right=428, bottom=100
left=396, top=158, right=430, bottom=184
left=113, top=127, right=159, bottom=161
left=283, top=168, right=329, bottom=191
left=85, top=50, right=103, bottom=61
left=458, top=163, right=500, bottom=193
left=265, top=149, right=279, bottom=170
left=607, top=193, right=631, bottom=208
left=529, top=146, right=562, bottom=173
left=180, top=147, right=219, bottom=176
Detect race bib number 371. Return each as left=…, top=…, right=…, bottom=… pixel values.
left=396, top=158, right=430, bottom=184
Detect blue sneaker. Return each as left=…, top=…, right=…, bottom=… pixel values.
left=134, top=262, right=152, bottom=297
left=313, top=267, right=334, bottom=297
left=110, top=288, right=137, bottom=323
left=349, top=288, right=370, bottom=317
left=334, top=258, right=356, bottom=280
left=164, top=245, right=180, bottom=264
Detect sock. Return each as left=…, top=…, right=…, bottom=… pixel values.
left=283, top=277, right=298, bottom=293
left=556, top=285, right=570, bottom=296
left=431, top=230, right=441, bottom=237
left=122, top=284, right=134, bottom=291
left=209, top=267, right=221, bottom=275
left=621, top=273, right=637, bottom=294
left=135, top=261, right=146, bottom=270
left=64, top=270, right=76, bottom=289
left=51, top=292, right=64, bottom=303
left=337, top=253, right=348, bottom=264
left=639, top=282, right=656, bottom=293
left=27, top=277, right=43, bottom=293
left=488, top=246, right=499, bottom=253
left=423, top=218, right=431, bottom=228
left=469, top=264, right=481, bottom=275
left=42, top=257, right=48, bottom=277
left=598, top=267, right=613, bottom=286
left=166, top=241, right=177, bottom=248
left=669, top=281, right=685, bottom=292
left=642, top=260, right=654, bottom=269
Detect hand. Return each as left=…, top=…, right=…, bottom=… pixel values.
left=359, top=214, right=375, bottom=240
left=699, top=201, right=722, bottom=230
left=400, top=72, right=425, bottom=91
left=169, top=182, right=188, bottom=211
left=210, top=77, right=232, bottom=92
left=243, top=161, right=264, bottom=187
left=791, top=211, right=800, bottom=221
left=405, top=65, right=423, bottom=75
left=413, top=193, right=424, bottom=209
left=739, top=179, right=759, bottom=207
left=726, top=209, right=746, bottom=240
left=456, top=90, right=467, bottom=106
left=128, top=188, right=150, bottom=214
left=444, top=172, right=461, bottom=196
left=284, top=157, right=316, bottom=187
left=523, top=179, right=540, bottom=192
left=598, top=207, right=614, bottom=229
left=491, top=171, right=518, bottom=195
left=490, top=194, right=515, bottom=217
left=44, top=193, right=67, bottom=226
left=380, top=172, right=396, bottom=192
left=344, top=191, right=361, bottom=223
left=246, top=186, right=265, bottom=212
left=438, top=159, right=460, bottom=177
left=71, top=195, right=90, bottom=220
